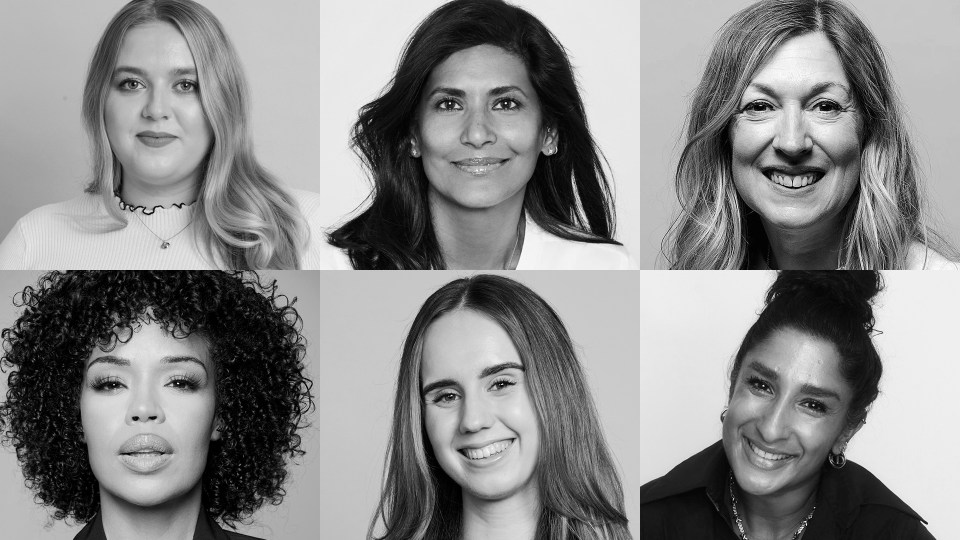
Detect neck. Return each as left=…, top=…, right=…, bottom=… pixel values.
left=119, top=174, right=199, bottom=209
left=430, top=191, right=525, bottom=270
left=736, top=477, right=817, bottom=540
left=99, top=483, right=203, bottom=540
left=760, top=214, right=844, bottom=270
left=461, top=487, right=540, bottom=540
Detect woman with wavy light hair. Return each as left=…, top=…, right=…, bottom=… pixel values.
left=0, top=0, right=324, bottom=270
left=372, top=275, right=630, bottom=540
left=665, top=0, right=956, bottom=270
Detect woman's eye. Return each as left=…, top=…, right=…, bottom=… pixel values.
left=747, top=376, right=772, bottom=394
left=811, top=100, right=843, bottom=117
left=489, top=378, right=516, bottom=391
left=175, top=80, right=198, bottom=93
left=92, top=377, right=125, bottom=392
left=436, top=99, right=462, bottom=112
left=741, top=101, right=774, bottom=116
left=167, top=377, right=199, bottom=391
left=118, top=79, right=144, bottom=91
left=431, top=391, right=460, bottom=405
left=802, top=400, right=827, bottom=414
left=493, top=98, right=521, bottom=111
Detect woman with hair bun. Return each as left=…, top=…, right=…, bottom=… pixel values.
left=0, top=271, right=313, bottom=539
left=326, top=0, right=634, bottom=270
left=372, top=275, right=630, bottom=539
left=665, top=0, right=956, bottom=269
left=641, top=271, right=934, bottom=539
left=0, top=0, right=325, bottom=270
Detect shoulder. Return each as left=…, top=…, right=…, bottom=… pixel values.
left=518, top=219, right=637, bottom=270
left=822, top=461, right=931, bottom=537
left=14, top=193, right=104, bottom=225
left=905, top=241, right=959, bottom=270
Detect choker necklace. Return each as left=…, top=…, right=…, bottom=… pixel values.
left=133, top=212, right=194, bottom=249
left=503, top=213, right=526, bottom=270
left=729, top=472, right=815, bottom=540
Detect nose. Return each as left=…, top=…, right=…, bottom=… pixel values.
left=458, top=392, right=495, bottom=434
left=756, top=398, right=790, bottom=443
left=126, top=386, right=164, bottom=425
left=772, top=107, right=812, bottom=157
left=142, top=88, right=170, bottom=121
left=460, top=108, right=496, bottom=148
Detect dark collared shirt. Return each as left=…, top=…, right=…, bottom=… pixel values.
left=640, top=441, right=935, bottom=540
left=72, top=509, right=264, bottom=540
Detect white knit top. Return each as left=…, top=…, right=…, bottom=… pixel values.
left=0, top=189, right=328, bottom=270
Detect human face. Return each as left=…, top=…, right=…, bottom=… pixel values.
left=421, top=309, right=540, bottom=504
left=105, top=21, right=212, bottom=199
left=80, top=321, right=219, bottom=508
left=723, top=328, right=857, bottom=499
left=414, top=44, right=557, bottom=212
left=730, top=32, right=861, bottom=231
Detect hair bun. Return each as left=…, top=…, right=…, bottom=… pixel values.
left=766, top=271, right=882, bottom=331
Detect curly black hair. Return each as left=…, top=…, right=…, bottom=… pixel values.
left=0, top=271, right=313, bottom=527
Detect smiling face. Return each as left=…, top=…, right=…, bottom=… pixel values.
left=730, top=32, right=861, bottom=232
left=80, top=321, right=219, bottom=508
left=723, top=327, right=857, bottom=499
left=420, top=309, right=540, bottom=505
left=104, top=21, right=212, bottom=202
left=414, top=44, right=557, bottom=212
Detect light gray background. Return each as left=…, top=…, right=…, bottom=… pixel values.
left=315, top=271, right=641, bottom=538
left=638, top=271, right=959, bottom=539
left=0, top=271, right=641, bottom=538
left=318, top=0, right=643, bottom=263
left=638, top=0, right=960, bottom=268
left=0, top=1, right=322, bottom=240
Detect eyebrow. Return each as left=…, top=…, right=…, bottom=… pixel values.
left=113, top=66, right=198, bottom=79
left=424, top=85, right=529, bottom=100
left=745, top=361, right=842, bottom=401
left=87, top=355, right=208, bottom=374
left=748, top=81, right=851, bottom=99
left=421, top=361, right=525, bottom=397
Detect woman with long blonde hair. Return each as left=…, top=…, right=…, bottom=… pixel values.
left=0, top=0, right=324, bottom=269
left=665, top=0, right=955, bottom=270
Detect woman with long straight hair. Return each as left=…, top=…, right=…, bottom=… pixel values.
left=326, top=0, right=633, bottom=270
left=665, top=0, right=955, bottom=270
left=371, top=275, right=630, bottom=539
left=0, top=0, right=324, bottom=269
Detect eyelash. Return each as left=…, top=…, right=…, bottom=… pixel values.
left=117, top=78, right=199, bottom=93
left=490, top=376, right=516, bottom=391
left=740, top=99, right=846, bottom=116
left=427, top=376, right=518, bottom=405
left=88, top=374, right=203, bottom=393
left=745, top=376, right=829, bottom=414
left=433, top=97, right=523, bottom=112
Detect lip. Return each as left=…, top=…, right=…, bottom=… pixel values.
left=458, top=438, right=515, bottom=465
left=118, top=434, right=173, bottom=474
left=761, top=165, right=826, bottom=190
left=136, top=131, right=177, bottom=148
left=452, top=157, right=509, bottom=177
left=742, top=436, right=796, bottom=470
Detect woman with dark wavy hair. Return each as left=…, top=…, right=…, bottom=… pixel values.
left=0, top=271, right=313, bottom=540
left=325, top=0, right=633, bottom=270
left=665, top=0, right=956, bottom=269
left=641, top=271, right=933, bottom=539
left=371, top=275, right=630, bottom=539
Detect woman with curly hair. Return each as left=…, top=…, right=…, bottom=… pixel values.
left=0, top=271, right=313, bottom=539
left=371, top=275, right=630, bottom=539
left=0, top=0, right=325, bottom=270
left=325, top=0, right=634, bottom=270
left=664, top=0, right=956, bottom=269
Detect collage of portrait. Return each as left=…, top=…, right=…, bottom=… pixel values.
left=0, top=0, right=953, bottom=539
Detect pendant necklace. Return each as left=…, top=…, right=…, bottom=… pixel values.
left=729, top=472, right=815, bottom=540
left=134, top=212, right=194, bottom=250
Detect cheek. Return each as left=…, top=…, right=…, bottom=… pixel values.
left=730, top=121, right=768, bottom=165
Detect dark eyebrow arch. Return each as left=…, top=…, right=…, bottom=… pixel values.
left=747, top=361, right=841, bottom=401
left=489, top=85, right=527, bottom=97
left=748, top=81, right=851, bottom=99
left=424, top=86, right=466, bottom=99
left=746, top=361, right=779, bottom=382
left=113, top=66, right=198, bottom=78
left=421, top=362, right=524, bottom=398
left=87, top=355, right=208, bottom=374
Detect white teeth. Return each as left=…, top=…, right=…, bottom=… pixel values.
left=748, top=440, right=791, bottom=461
left=770, top=173, right=818, bottom=188
left=463, top=439, right=512, bottom=460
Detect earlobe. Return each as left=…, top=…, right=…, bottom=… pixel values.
left=409, top=136, right=421, bottom=158
left=210, top=419, right=223, bottom=442
left=541, top=127, right=559, bottom=156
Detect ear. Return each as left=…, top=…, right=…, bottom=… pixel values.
left=409, top=132, right=421, bottom=158
left=831, top=420, right=863, bottom=455
left=541, top=126, right=559, bottom=156
left=210, top=418, right=223, bottom=442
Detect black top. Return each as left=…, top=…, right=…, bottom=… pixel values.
left=72, top=509, right=264, bottom=540
left=640, top=441, right=935, bottom=540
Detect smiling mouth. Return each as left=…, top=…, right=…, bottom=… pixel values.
left=763, top=169, right=825, bottom=189
left=459, top=439, right=514, bottom=460
left=746, top=438, right=795, bottom=462
left=453, top=158, right=508, bottom=176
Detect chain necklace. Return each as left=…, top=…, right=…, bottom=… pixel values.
left=133, top=212, right=194, bottom=249
left=502, top=213, right=526, bottom=270
left=729, top=472, right=815, bottom=540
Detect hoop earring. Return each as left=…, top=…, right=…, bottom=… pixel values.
left=828, top=451, right=846, bottom=469
left=720, top=408, right=727, bottom=423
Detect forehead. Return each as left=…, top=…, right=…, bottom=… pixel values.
left=425, top=44, right=534, bottom=93
left=86, top=321, right=210, bottom=370
left=116, top=20, right=196, bottom=70
left=421, top=309, right=521, bottom=383
left=750, top=32, right=849, bottom=92
left=743, top=328, right=851, bottom=397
